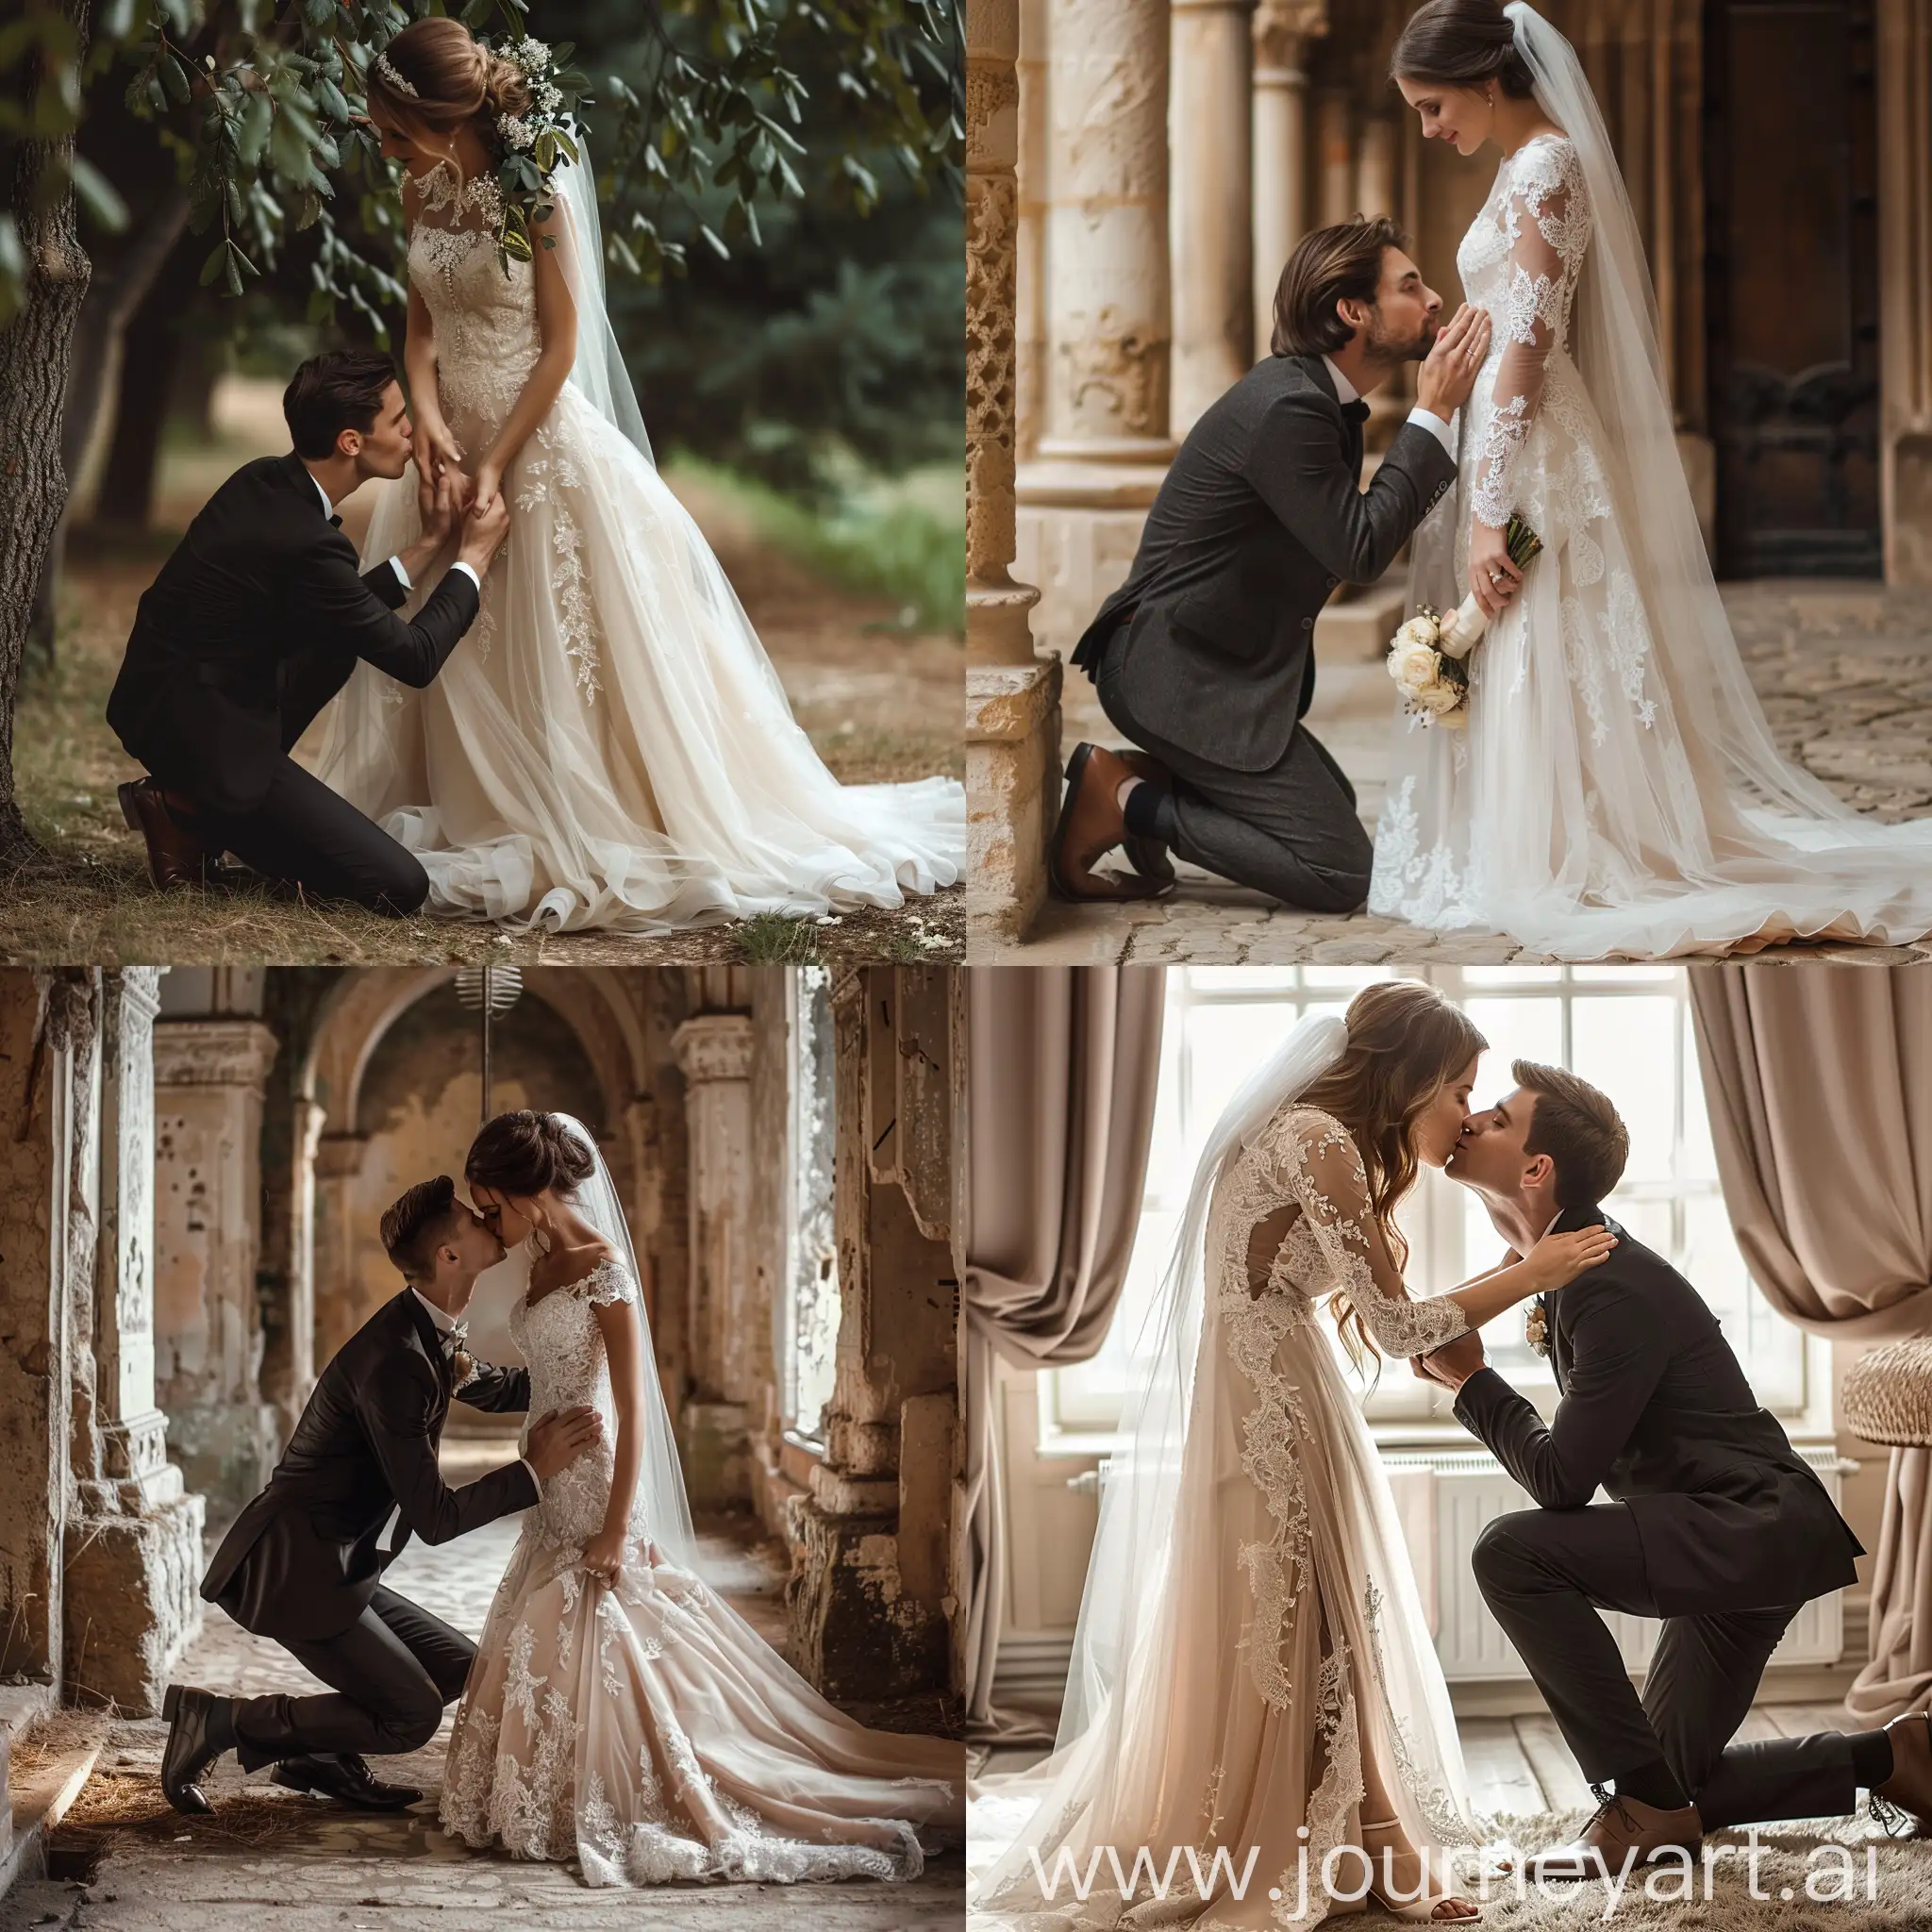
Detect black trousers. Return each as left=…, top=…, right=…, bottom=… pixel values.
left=229, top=1586, right=475, bottom=1772
left=151, top=645, right=428, bottom=917
left=1094, top=643, right=1373, bottom=913
left=1474, top=1503, right=1875, bottom=1829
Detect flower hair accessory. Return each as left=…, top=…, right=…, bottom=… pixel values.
left=474, top=33, right=591, bottom=273
left=374, top=49, right=418, bottom=100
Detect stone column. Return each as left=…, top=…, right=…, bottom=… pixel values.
left=65, top=971, right=206, bottom=1714
left=790, top=969, right=957, bottom=1704
left=1879, top=0, right=1932, bottom=583
left=153, top=1019, right=281, bottom=1513
left=1170, top=0, right=1257, bottom=434
left=1251, top=1, right=1326, bottom=351
left=309, top=1130, right=368, bottom=1375
left=672, top=1012, right=757, bottom=1510
left=1015, top=0, right=1177, bottom=654
left=967, top=0, right=1060, bottom=941
left=1315, top=88, right=1354, bottom=228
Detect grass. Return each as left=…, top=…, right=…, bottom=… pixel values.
left=665, top=456, right=963, bottom=637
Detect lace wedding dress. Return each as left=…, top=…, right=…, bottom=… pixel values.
left=439, top=1255, right=962, bottom=1885
left=308, top=158, right=963, bottom=931
left=970, top=1107, right=1481, bottom=1929
left=1369, top=127, right=1932, bottom=958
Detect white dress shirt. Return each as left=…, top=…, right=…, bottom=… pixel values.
left=308, top=470, right=481, bottom=594
left=1321, top=355, right=1457, bottom=463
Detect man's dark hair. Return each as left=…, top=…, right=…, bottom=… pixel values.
left=1513, top=1060, right=1630, bottom=1209
left=283, top=348, right=398, bottom=461
left=380, top=1174, right=465, bottom=1282
left=1271, top=214, right=1410, bottom=358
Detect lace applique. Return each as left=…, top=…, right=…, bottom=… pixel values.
left=1361, top=1580, right=1482, bottom=1850
left=1466, top=134, right=1591, bottom=530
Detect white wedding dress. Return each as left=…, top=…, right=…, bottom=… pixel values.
left=439, top=1252, right=962, bottom=1885
left=1369, top=30, right=1932, bottom=959
left=310, top=157, right=963, bottom=931
left=970, top=1105, right=1480, bottom=1929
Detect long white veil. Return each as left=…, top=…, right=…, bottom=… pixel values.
left=537, top=1110, right=698, bottom=1572
left=550, top=150, right=656, bottom=467
left=1411, top=4, right=1932, bottom=854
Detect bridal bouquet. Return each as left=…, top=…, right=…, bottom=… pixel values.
left=1384, top=513, right=1544, bottom=728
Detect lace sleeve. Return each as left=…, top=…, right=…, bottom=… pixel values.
left=581, top=1256, right=638, bottom=1307
left=1471, top=137, right=1591, bottom=529
left=1274, top=1112, right=1470, bottom=1356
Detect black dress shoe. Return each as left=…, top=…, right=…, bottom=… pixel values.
left=271, top=1752, right=422, bottom=1810
left=160, top=1683, right=233, bottom=1815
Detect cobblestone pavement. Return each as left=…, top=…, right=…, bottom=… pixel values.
left=6, top=1492, right=962, bottom=1930
left=978, top=580, right=1932, bottom=965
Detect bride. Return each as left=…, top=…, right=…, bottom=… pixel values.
left=441, top=1108, right=961, bottom=1883
left=312, top=18, right=963, bottom=931
left=968, top=982, right=1615, bottom=1927
left=1369, top=0, right=1932, bottom=959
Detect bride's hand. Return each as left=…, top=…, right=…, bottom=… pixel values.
left=412, top=415, right=465, bottom=486
left=471, top=461, right=504, bottom=522
left=581, top=1524, right=625, bottom=1591
left=1469, top=519, right=1524, bottom=620
left=1524, top=1222, right=1618, bottom=1294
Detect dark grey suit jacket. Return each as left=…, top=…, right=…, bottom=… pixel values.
left=1070, top=354, right=1457, bottom=773
left=1453, top=1206, right=1863, bottom=1617
left=202, top=1290, right=537, bottom=1643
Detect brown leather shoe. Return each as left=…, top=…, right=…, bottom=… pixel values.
left=1873, top=1710, right=1932, bottom=1836
left=119, top=778, right=218, bottom=890
left=1117, top=749, right=1176, bottom=891
left=1522, top=1790, right=1701, bottom=1882
left=1048, top=743, right=1162, bottom=902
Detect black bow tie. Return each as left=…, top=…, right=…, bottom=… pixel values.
left=327, top=512, right=343, bottom=528
left=1341, top=399, right=1372, bottom=426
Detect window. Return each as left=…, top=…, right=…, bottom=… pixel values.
left=782, top=965, right=840, bottom=1441
left=1040, top=966, right=1813, bottom=1453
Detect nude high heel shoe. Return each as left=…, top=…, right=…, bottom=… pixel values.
left=1357, top=1818, right=1481, bottom=1924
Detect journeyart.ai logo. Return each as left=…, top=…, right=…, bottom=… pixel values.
left=1023, top=1827, right=1885, bottom=1917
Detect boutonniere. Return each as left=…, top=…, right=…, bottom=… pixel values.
left=451, top=1349, right=477, bottom=1389
left=1524, top=1302, right=1550, bottom=1357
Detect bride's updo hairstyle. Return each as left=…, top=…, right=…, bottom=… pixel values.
left=465, top=1108, right=595, bottom=1201
left=1390, top=0, right=1538, bottom=97
left=365, top=17, right=532, bottom=141
left=1297, top=981, right=1487, bottom=1370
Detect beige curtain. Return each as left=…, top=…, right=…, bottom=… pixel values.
left=1688, top=964, right=1932, bottom=1720
left=962, top=967, right=1165, bottom=1744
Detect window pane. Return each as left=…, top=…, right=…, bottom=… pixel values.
left=1574, top=995, right=1675, bottom=1186
left=1464, top=997, right=1563, bottom=1098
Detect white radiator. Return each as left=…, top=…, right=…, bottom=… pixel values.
left=1382, top=1445, right=1856, bottom=1683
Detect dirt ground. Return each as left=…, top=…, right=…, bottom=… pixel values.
left=4, top=397, right=962, bottom=968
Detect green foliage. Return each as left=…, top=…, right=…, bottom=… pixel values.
left=1, top=0, right=961, bottom=335
left=734, top=910, right=822, bottom=964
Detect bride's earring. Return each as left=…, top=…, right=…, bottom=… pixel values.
left=530, top=1219, right=553, bottom=1257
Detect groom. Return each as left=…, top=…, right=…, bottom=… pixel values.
left=1419, top=1062, right=1932, bottom=1874
left=1048, top=216, right=1498, bottom=907
left=158, top=1176, right=600, bottom=1814
left=107, top=348, right=509, bottom=914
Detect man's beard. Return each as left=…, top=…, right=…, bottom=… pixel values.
left=1367, top=311, right=1437, bottom=365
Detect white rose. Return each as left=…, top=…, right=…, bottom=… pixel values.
left=1416, top=678, right=1463, bottom=716
left=1396, top=615, right=1440, bottom=653
left=1387, top=636, right=1439, bottom=694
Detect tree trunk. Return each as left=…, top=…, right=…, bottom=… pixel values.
left=0, top=0, right=94, bottom=869
left=94, top=225, right=202, bottom=529
left=25, top=189, right=188, bottom=665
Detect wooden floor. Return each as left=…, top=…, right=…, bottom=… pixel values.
left=1459, top=1701, right=1856, bottom=1818
left=982, top=1701, right=1860, bottom=1821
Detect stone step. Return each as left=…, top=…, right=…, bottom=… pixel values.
left=0, top=1690, right=101, bottom=1907
left=1315, top=564, right=1411, bottom=665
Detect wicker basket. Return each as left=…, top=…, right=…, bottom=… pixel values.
left=1840, top=1337, right=1932, bottom=1447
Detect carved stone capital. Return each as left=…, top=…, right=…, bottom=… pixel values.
left=1253, top=0, right=1327, bottom=71
left=152, top=1019, right=279, bottom=1093
left=672, top=1013, right=755, bottom=1085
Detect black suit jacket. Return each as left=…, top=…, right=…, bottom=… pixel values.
left=1453, top=1206, right=1863, bottom=1618
left=202, top=1290, right=537, bottom=1643
left=108, top=451, right=479, bottom=816
left=1071, top=354, right=1457, bottom=773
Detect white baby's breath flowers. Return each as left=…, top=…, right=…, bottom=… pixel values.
left=537, top=82, right=563, bottom=113
left=497, top=114, right=537, bottom=153
left=509, top=37, right=552, bottom=73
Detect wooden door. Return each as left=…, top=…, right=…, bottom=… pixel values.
left=1704, top=0, right=1880, bottom=577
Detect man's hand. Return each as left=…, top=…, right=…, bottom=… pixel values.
left=1415, top=304, right=1493, bottom=420
left=525, top=1404, right=603, bottom=1479
left=458, top=488, right=511, bottom=576
left=414, top=461, right=457, bottom=551
left=1412, top=1326, right=1488, bottom=1393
